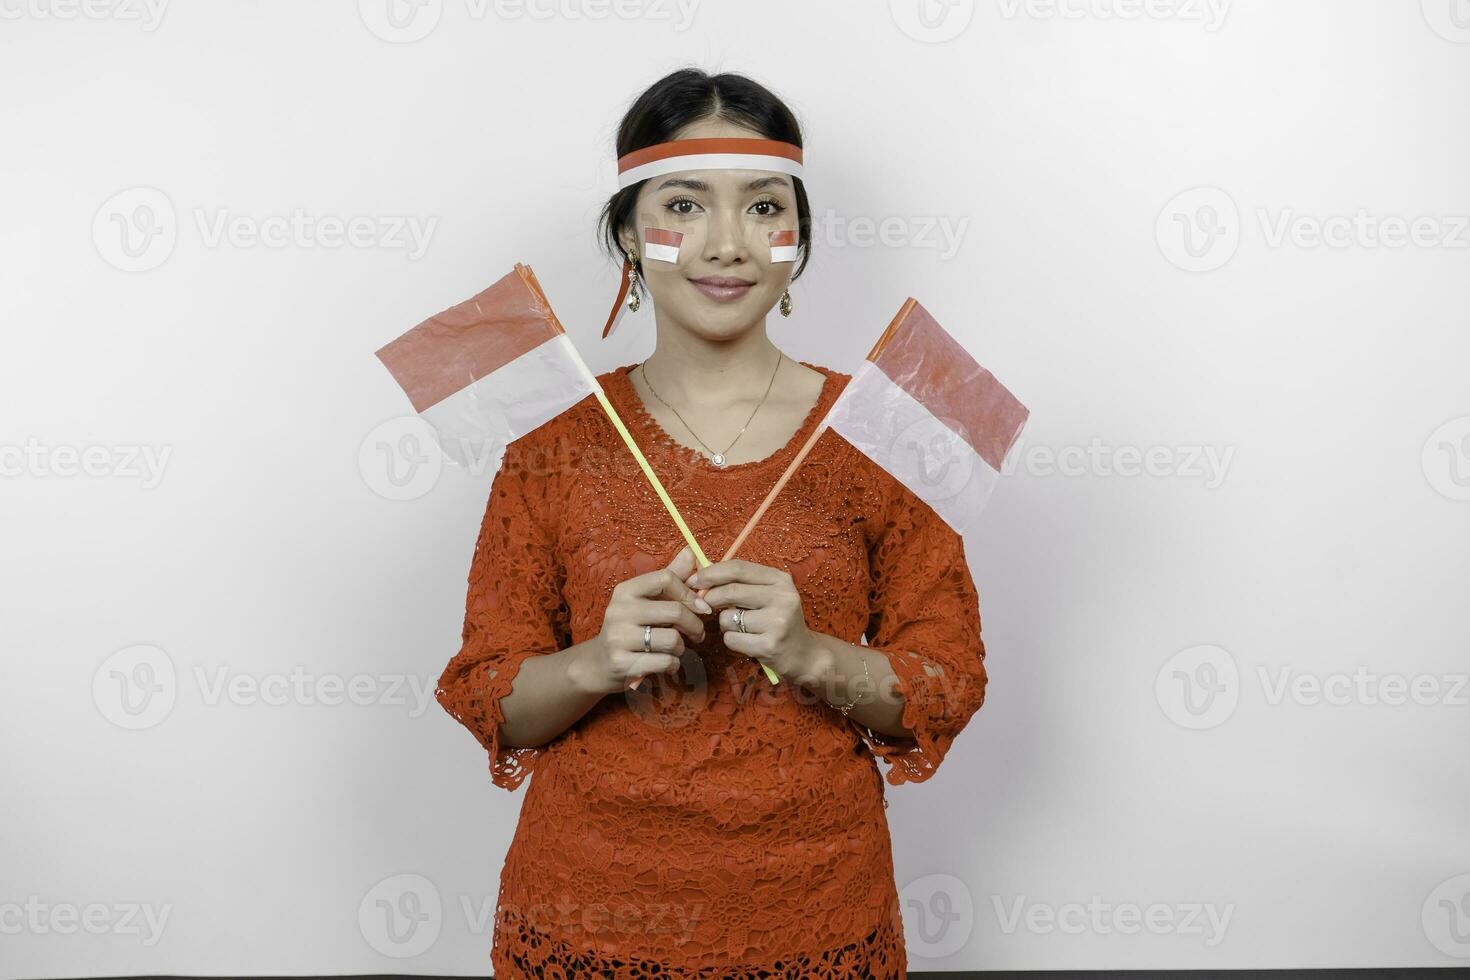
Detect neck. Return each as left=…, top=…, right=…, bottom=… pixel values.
left=641, top=322, right=784, bottom=407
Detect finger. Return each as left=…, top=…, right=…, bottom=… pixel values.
left=701, top=582, right=768, bottom=611
left=718, top=606, right=768, bottom=634
left=655, top=560, right=714, bottom=616
left=636, top=598, right=706, bottom=642
left=687, top=559, right=784, bottom=590
left=619, top=623, right=687, bottom=656
left=664, top=543, right=697, bottom=581
left=632, top=566, right=714, bottom=617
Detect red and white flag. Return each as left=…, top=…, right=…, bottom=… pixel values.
left=768, top=229, right=799, bottom=263
left=374, top=264, right=598, bottom=470
left=643, top=227, right=683, bottom=263
left=824, top=298, right=1029, bottom=536
left=714, top=298, right=1029, bottom=573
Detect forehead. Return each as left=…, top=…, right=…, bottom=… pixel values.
left=647, top=170, right=794, bottom=193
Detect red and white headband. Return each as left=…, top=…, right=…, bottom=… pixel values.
left=602, top=137, right=805, bottom=338
left=615, top=136, right=804, bottom=189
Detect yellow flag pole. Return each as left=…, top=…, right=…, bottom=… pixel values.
left=562, top=342, right=781, bottom=689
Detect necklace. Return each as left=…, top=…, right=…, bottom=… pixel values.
left=639, top=351, right=784, bottom=467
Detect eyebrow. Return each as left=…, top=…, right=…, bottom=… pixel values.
left=654, top=175, right=792, bottom=192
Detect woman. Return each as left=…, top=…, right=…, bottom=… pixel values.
left=435, top=68, right=990, bottom=978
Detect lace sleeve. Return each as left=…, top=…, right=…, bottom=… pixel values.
left=851, top=479, right=989, bottom=786
left=434, top=439, right=572, bottom=791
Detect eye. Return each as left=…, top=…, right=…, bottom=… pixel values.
left=751, top=197, right=787, bottom=217
left=665, top=196, right=701, bottom=216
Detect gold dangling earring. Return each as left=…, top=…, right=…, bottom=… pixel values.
left=625, top=250, right=641, bottom=313
left=779, top=287, right=792, bottom=318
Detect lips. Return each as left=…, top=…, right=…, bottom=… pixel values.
left=690, top=276, right=754, bottom=302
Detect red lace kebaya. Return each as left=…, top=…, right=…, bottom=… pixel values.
left=435, top=360, right=989, bottom=978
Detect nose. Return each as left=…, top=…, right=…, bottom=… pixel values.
left=703, top=205, right=748, bottom=265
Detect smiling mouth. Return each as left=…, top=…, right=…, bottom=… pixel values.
left=689, top=277, right=754, bottom=302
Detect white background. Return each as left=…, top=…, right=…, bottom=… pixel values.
left=3, top=0, right=1469, bottom=975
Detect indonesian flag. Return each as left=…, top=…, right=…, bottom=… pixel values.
left=768, top=229, right=799, bottom=263
left=374, top=264, right=598, bottom=469
left=712, top=298, right=1029, bottom=575
left=824, top=298, right=1029, bottom=537
left=644, top=227, right=683, bottom=263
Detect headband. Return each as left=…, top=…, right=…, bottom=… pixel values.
left=602, top=137, right=805, bottom=338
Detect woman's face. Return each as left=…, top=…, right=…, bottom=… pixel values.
left=618, top=118, right=800, bottom=342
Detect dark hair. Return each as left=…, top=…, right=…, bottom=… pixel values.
left=596, top=68, right=812, bottom=301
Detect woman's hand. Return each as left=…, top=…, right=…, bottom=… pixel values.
left=570, top=545, right=714, bottom=695
left=686, top=559, right=821, bottom=682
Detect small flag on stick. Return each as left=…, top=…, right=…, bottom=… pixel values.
left=374, top=265, right=777, bottom=691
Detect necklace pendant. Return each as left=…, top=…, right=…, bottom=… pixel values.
left=711, top=452, right=726, bottom=466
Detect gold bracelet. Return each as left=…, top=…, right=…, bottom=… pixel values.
left=836, top=655, right=873, bottom=717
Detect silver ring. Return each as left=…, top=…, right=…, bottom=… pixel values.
left=733, top=608, right=747, bottom=633
left=643, top=624, right=653, bottom=653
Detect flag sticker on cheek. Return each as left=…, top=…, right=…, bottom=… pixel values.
left=769, top=229, right=799, bottom=263
left=643, top=228, right=683, bottom=263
